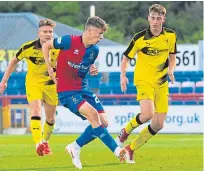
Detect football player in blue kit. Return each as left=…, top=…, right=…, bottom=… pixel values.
left=42, top=16, right=130, bottom=169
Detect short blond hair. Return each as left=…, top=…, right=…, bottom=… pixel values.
left=38, top=18, right=56, bottom=28
left=85, top=16, right=108, bottom=32
left=149, top=4, right=166, bottom=16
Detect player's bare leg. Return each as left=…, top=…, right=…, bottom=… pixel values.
left=116, top=100, right=154, bottom=147
left=125, top=112, right=166, bottom=163
left=116, top=100, right=154, bottom=163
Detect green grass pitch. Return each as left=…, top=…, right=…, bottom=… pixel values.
left=0, top=134, right=202, bottom=171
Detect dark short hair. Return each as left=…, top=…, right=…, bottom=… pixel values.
left=85, top=16, right=108, bottom=32
left=149, top=4, right=166, bottom=16
left=38, top=19, right=56, bottom=28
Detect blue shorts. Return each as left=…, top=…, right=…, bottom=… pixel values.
left=58, top=90, right=105, bottom=120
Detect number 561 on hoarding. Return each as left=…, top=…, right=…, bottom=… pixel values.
left=97, top=44, right=199, bottom=72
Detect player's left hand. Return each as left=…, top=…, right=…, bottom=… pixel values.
left=168, top=71, right=175, bottom=84
left=89, top=64, right=98, bottom=76
left=47, top=65, right=58, bottom=84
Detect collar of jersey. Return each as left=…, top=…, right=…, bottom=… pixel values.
left=33, top=39, right=42, bottom=49
left=144, top=27, right=165, bottom=40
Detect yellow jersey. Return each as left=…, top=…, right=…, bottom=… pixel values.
left=16, top=39, right=59, bottom=85
left=124, top=27, right=177, bottom=87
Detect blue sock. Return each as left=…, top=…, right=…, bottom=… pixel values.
left=76, top=125, right=96, bottom=147
left=93, top=125, right=117, bottom=153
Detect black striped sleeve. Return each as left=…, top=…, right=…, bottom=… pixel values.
left=123, top=30, right=146, bottom=58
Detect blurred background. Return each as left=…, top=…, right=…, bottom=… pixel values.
left=0, top=1, right=203, bottom=135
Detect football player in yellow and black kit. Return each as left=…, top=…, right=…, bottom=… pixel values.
left=0, top=19, right=59, bottom=156
left=115, top=4, right=177, bottom=163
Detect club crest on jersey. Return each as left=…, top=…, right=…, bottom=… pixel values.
left=57, top=37, right=62, bottom=44
left=74, top=49, right=79, bottom=55
left=164, top=39, right=169, bottom=44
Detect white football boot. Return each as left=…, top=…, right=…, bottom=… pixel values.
left=65, top=142, right=82, bottom=169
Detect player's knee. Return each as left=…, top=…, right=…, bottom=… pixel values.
left=87, top=108, right=99, bottom=122
left=31, top=107, right=41, bottom=116
left=141, top=111, right=153, bottom=122
left=102, top=121, right=108, bottom=128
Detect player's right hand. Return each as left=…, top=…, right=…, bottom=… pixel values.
left=0, top=81, right=7, bottom=94
left=47, top=66, right=58, bottom=84
left=120, top=75, right=129, bottom=93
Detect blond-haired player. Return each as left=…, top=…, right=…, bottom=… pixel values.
left=0, top=19, right=59, bottom=156
left=116, top=4, right=177, bottom=163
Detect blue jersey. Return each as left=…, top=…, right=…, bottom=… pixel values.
left=53, top=35, right=99, bottom=92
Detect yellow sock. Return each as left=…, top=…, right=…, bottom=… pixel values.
left=130, top=125, right=156, bottom=150
left=43, top=121, right=54, bottom=142
left=125, top=113, right=142, bottom=134
left=30, top=116, right=42, bottom=144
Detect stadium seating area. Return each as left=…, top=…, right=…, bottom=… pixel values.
left=0, top=71, right=203, bottom=105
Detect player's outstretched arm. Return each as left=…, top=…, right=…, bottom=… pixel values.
left=0, top=57, right=19, bottom=94
left=42, top=40, right=58, bottom=84
left=120, top=55, right=130, bottom=93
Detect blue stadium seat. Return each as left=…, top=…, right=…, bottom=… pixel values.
left=180, top=81, right=195, bottom=94
left=109, top=72, right=120, bottom=78
left=126, top=85, right=137, bottom=94
left=99, top=83, right=111, bottom=94
left=195, top=87, right=203, bottom=93
left=126, top=72, right=134, bottom=77
left=19, top=89, right=26, bottom=95
left=180, top=87, right=193, bottom=94
left=197, top=71, right=203, bottom=78
left=126, top=72, right=134, bottom=84
left=199, top=101, right=203, bottom=105
left=7, top=81, right=16, bottom=88
left=11, top=99, right=28, bottom=104
left=129, top=101, right=139, bottom=105
left=181, top=71, right=203, bottom=80
left=88, top=80, right=100, bottom=89
left=174, top=71, right=183, bottom=77
left=184, top=101, right=197, bottom=105
left=171, top=101, right=183, bottom=105
left=169, top=87, right=179, bottom=94
left=87, top=73, right=101, bottom=89
left=176, top=77, right=189, bottom=82
left=10, top=72, right=26, bottom=79
left=102, top=101, right=114, bottom=105
left=189, top=77, right=202, bottom=82
left=110, top=84, right=123, bottom=94
left=15, top=78, right=26, bottom=89
left=0, top=72, right=4, bottom=79
left=5, top=88, right=19, bottom=95
left=109, top=72, right=120, bottom=83
left=99, top=89, right=111, bottom=94
left=182, top=71, right=197, bottom=77
left=118, top=100, right=128, bottom=105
